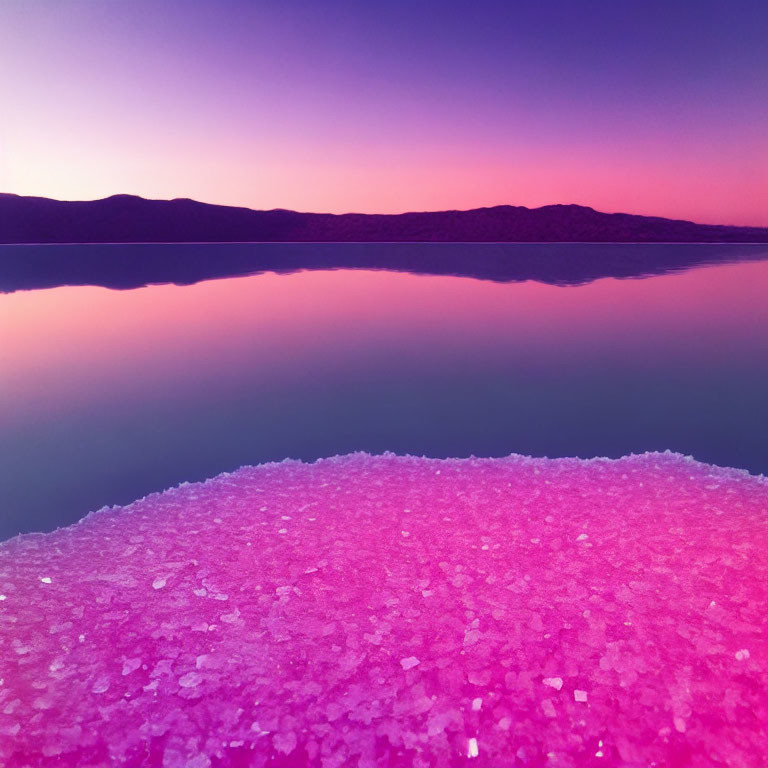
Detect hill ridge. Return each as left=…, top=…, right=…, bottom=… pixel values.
left=1, top=194, right=766, bottom=243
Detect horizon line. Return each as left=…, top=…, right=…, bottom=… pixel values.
left=4, top=241, right=768, bottom=248
left=3, top=191, right=767, bottom=231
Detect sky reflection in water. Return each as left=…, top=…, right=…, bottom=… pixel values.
left=1, top=250, right=767, bottom=539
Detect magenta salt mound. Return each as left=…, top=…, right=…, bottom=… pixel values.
left=1, top=453, right=767, bottom=767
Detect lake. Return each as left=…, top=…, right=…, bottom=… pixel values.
left=1, top=243, right=767, bottom=540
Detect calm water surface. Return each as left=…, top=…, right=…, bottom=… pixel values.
left=2, top=245, right=767, bottom=539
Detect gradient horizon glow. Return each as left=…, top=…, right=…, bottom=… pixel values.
left=1, top=0, right=767, bottom=226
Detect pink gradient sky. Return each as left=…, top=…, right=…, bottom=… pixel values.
left=1, top=1, right=766, bottom=225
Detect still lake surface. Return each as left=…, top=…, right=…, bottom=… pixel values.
left=2, top=243, right=768, bottom=540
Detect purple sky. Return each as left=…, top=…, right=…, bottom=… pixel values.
left=1, top=0, right=766, bottom=224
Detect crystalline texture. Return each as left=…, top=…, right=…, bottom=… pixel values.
left=1, top=452, right=767, bottom=766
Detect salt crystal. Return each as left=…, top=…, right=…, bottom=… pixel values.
left=273, top=731, right=297, bottom=754
left=121, top=658, right=142, bottom=676
left=541, top=698, right=557, bottom=718
left=91, top=677, right=110, bottom=694
left=179, top=672, right=203, bottom=688
left=467, top=737, right=479, bottom=758
left=1, top=452, right=765, bottom=766
left=152, top=576, right=167, bottom=590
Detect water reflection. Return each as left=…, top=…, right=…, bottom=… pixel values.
left=1, top=251, right=767, bottom=539
left=2, top=242, right=768, bottom=292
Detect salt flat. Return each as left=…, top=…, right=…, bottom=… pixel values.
left=1, top=452, right=766, bottom=767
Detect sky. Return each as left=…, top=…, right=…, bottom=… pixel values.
left=0, top=0, right=766, bottom=225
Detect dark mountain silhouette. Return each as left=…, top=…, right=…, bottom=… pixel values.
left=1, top=193, right=767, bottom=244
left=2, top=242, right=768, bottom=294
left=2, top=194, right=767, bottom=293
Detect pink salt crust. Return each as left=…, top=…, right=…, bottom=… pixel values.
left=1, top=452, right=767, bottom=767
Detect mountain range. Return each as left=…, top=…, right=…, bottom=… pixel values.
left=2, top=194, right=767, bottom=243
